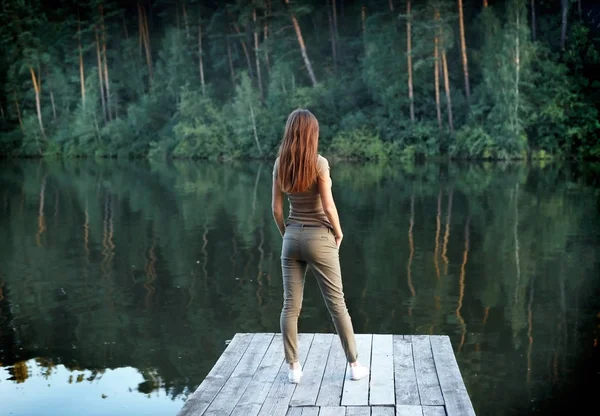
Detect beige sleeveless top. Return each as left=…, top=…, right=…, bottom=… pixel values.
left=273, top=155, right=333, bottom=228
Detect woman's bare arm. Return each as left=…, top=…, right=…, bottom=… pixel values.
left=318, top=162, right=343, bottom=246
left=272, top=175, right=286, bottom=237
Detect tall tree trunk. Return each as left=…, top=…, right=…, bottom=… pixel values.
left=263, top=8, right=271, bottom=75
left=14, top=91, right=23, bottom=131
left=253, top=8, right=264, bottom=102
left=144, top=5, right=153, bottom=81
left=442, top=49, right=454, bottom=132
left=560, top=0, right=569, bottom=50
left=436, top=10, right=453, bottom=132
left=44, top=69, right=57, bottom=121
left=458, top=0, right=471, bottom=100
left=198, top=15, right=206, bottom=96
left=249, top=101, right=262, bottom=156
left=30, top=67, right=46, bottom=140
left=361, top=5, right=366, bottom=38
left=138, top=3, right=144, bottom=55
left=531, top=0, right=536, bottom=41
left=231, top=21, right=254, bottom=79
left=226, top=35, right=236, bottom=85
left=100, top=3, right=112, bottom=121
left=49, top=86, right=57, bottom=121
left=327, top=0, right=337, bottom=72
left=0, top=104, right=4, bottom=121
left=434, top=12, right=442, bottom=130
left=332, top=0, right=338, bottom=42
left=285, top=0, right=318, bottom=87
left=78, top=13, right=86, bottom=108
left=138, top=3, right=153, bottom=82
left=182, top=0, right=190, bottom=40
left=483, top=0, right=488, bottom=7
left=95, top=26, right=107, bottom=121
left=389, top=0, right=394, bottom=12
left=515, top=6, right=521, bottom=136
left=407, top=0, right=415, bottom=122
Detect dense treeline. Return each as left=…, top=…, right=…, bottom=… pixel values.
left=0, top=0, right=599, bottom=160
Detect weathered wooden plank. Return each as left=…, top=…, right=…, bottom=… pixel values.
left=177, top=333, right=253, bottom=416
left=231, top=334, right=286, bottom=416
left=291, top=333, right=334, bottom=406
left=396, top=405, right=424, bottom=416
left=258, top=334, right=315, bottom=416
left=204, top=333, right=274, bottom=415
left=341, top=334, right=372, bottom=406
left=412, top=336, right=444, bottom=406
left=301, top=407, right=320, bottom=416
left=318, top=407, right=347, bottom=416
left=287, top=408, right=303, bottom=416
left=393, top=336, right=419, bottom=405
left=371, top=406, right=394, bottom=416
left=369, top=334, right=394, bottom=405
left=430, top=335, right=476, bottom=416
left=316, top=335, right=347, bottom=406
left=286, top=407, right=320, bottom=416
left=345, top=407, right=370, bottom=416
left=422, top=406, right=446, bottom=416
left=231, top=404, right=262, bottom=416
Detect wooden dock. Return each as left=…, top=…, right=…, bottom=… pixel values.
left=177, top=333, right=476, bottom=416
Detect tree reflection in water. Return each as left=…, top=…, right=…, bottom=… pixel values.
left=0, top=159, right=598, bottom=416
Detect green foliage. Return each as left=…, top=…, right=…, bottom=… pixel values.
left=20, top=115, right=44, bottom=156
left=450, top=125, right=501, bottom=159
left=393, top=122, right=443, bottom=157
left=0, top=129, right=22, bottom=156
left=0, top=0, right=598, bottom=160
left=172, top=88, right=231, bottom=160
left=329, top=127, right=395, bottom=161
left=476, top=1, right=533, bottom=157
left=525, top=46, right=600, bottom=157
left=227, top=72, right=265, bottom=158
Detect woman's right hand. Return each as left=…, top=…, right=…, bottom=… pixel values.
left=335, top=234, right=343, bottom=248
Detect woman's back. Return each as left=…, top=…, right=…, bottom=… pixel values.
left=273, top=154, right=332, bottom=229
left=271, top=108, right=369, bottom=384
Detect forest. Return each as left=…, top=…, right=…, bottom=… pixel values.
left=0, top=0, right=599, bottom=160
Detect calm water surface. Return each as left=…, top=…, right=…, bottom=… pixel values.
left=0, top=159, right=598, bottom=416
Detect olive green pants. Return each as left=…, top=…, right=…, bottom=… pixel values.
left=280, top=224, right=358, bottom=364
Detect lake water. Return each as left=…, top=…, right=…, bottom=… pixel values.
left=0, top=159, right=598, bottom=416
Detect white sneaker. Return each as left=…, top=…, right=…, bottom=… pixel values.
left=349, top=363, right=370, bottom=381
left=288, top=365, right=303, bottom=384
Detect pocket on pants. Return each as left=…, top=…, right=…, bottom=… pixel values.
left=281, top=234, right=301, bottom=259
left=307, top=233, right=338, bottom=252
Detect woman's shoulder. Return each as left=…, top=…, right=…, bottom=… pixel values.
left=317, top=154, right=330, bottom=173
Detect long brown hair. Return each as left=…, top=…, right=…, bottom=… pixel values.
left=277, top=109, right=319, bottom=193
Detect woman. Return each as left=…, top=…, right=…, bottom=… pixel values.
left=271, top=109, right=369, bottom=384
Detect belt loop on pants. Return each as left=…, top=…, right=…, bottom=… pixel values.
left=286, top=222, right=327, bottom=230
